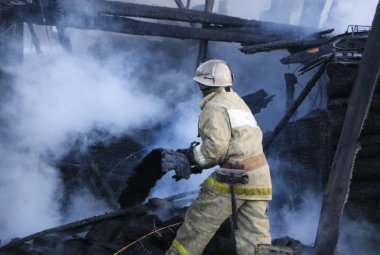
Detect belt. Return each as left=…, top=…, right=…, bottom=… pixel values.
left=221, top=153, right=268, bottom=171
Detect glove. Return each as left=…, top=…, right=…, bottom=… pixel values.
left=160, top=149, right=192, bottom=181
left=176, top=141, right=203, bottom=175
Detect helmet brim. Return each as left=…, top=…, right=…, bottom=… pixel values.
left=193, top=77, right=233, bottom=87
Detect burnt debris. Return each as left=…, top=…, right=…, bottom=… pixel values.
left=314, top=6, right=380, bottom=254
left=1, top=0, right=380, bottom=255
left=1, top=0, right=328, bottom=48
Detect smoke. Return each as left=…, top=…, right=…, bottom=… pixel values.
left=268, top=157, right=323, bottom=245
left=322, top=0, right=378, bottom=32
left=338, top=216, right=380, bottom=255
left=0, top=148, right=62, bottom=240
left=5, top=52, right=165, bottom=154
left=0, top=40, right=170, bottom=239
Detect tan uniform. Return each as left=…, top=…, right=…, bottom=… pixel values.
left=167, top=89, right=272, bottom=255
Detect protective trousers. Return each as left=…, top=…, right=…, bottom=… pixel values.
left=166, top=187, right=271, bottom=255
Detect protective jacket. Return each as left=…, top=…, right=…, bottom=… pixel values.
left=192, top=89, right=272, bottom=200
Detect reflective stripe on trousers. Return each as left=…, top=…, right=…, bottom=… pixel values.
left=204, top=176, right=272, bottom=196
left=172, top=239, right=192, bottom=255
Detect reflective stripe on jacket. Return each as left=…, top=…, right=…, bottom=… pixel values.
left=192, top=89, right=272, bottom=200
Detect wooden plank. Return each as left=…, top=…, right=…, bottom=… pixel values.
left=69, top=15, right=270, bottom=44
left=174, top=0, right=186, bottom=9
left=284, top=73, right=297, bottom=111
left=0, top=190, right=194, bottom=251
left=16, top=0, right=319, bottom=44
left=196, top=0, right=214, bottom=67
left=240, top=38, right=329, bottom=54
left=174, top=0, right=196, bottom=28
left=313, top=2, right=380, bottom=254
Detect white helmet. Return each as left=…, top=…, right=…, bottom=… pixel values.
left=193, top=59, right=234, bottom=87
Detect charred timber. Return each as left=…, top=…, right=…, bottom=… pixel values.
left=0, top=205, right=146, bottom=251
left=85, top=0, right=316, bottom=34
left=11, top=0, right=322, bottom=44
left=174, top=0, right=186, bottom=9
left=72, top=16, right=271, bottom=44
left=314, top=2, right=380, bottom=254
left=242, top=89, right=275, bottom=114
left=174, top=0, right=196, bottom=28
left=0, top=190, right=194, bottom=252
left=196, top=0, right=214, bottom=67
left=21, top=14, right=288, bottom=44
left=240, top=38, right=329, bottom=54
left=119, top=149, right=164, bottom=208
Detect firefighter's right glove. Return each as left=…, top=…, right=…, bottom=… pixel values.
left=176, top=141, right=202, bottom=174
left=160, top=149, right=192, bottom=181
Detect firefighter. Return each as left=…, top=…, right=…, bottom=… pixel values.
left=166, top=59, right=272, bottom=255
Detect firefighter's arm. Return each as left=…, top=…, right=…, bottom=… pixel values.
left=192, top=104, right=231, bottom=169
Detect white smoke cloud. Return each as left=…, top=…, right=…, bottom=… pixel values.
left=0, top=46, right=169, bottom=240
left=0, top=149, right=62, bottom=240
left=338, top=217, right=380, bottom=255
left=322, top=0, right=378, bottom=32
left=6, top=52, right=166, bottom=155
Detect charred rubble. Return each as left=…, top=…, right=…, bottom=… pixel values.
left=1, top=0, right=380, bottom=255
left=266, top=25, right=380, bottom=224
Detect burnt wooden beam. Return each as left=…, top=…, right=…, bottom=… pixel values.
left=27, top=23, right=42, bottom=55
left=263, top=56, right=332, bottom=150
left=174, top=0, right=196, bottom=28
left=240, top=38, right=330, bottom=54
left=0, top=206, right=144, bottom=251
left=313, top=2, right=380, bottom=254
left=14, top=0, right=320, bottom=45
left=62, top=15, right=277, bottom=44
left=88, top=0, right=314, bottom=34
left=91, top=0, right=246, bottom=26
left=88, top=0, right=317, bottom=40
left=174, top=0, right=186, bottom=9
left=242, top=89, right=275, bottom=114
left=21, top=10, right=283, bottom=44
left=196, top=0, right=214, bottom=67
left=284, top=73, right=297, bottom=111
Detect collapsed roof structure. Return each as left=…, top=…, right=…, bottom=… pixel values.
left=0, top=0, right=380, bottom=254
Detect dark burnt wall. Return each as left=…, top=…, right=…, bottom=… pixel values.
left=268, top=61, right=380, bottom=222
left=327, top=62, right=380, bottom=222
